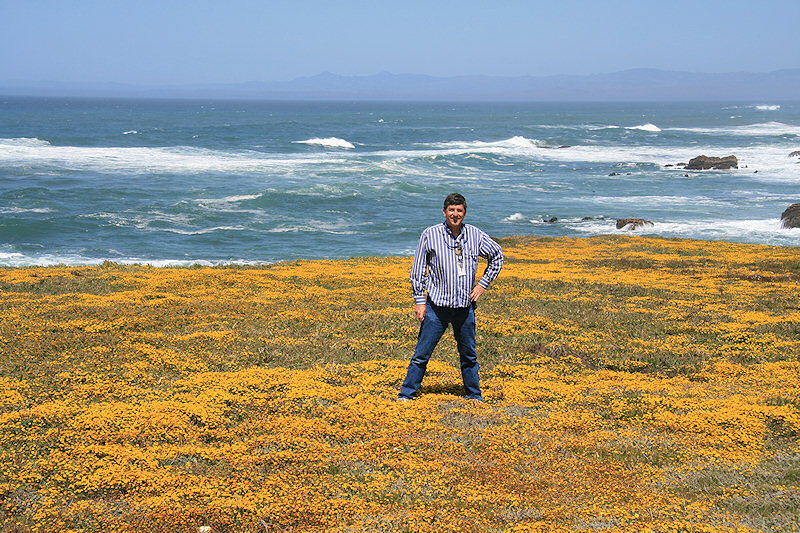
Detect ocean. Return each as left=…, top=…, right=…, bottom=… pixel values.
left=1, top=97, right=799, bottom=266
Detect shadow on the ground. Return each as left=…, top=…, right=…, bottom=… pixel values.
left=419, top=383, right=465, bottom=397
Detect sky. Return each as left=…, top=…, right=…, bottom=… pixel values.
left=2, top=0, right=799, bottom=86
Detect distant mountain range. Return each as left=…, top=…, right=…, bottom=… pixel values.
left=3, top=69, right=800, bottom=101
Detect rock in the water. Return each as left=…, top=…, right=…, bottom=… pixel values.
left=780, top=203, right=800, bottom=228
left=543, top=217, right=558, bottom=223
left=686, top=155, right=738, bottom=170
left=789, top=150, right=800, bottom=158
left=616, top=218, right=654, bottom=230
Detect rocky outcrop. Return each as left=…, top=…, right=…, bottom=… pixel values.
left=789, top=151, right=800, bottom=158
left=616, top=218, right=654, bottom=230
left=685, top=155, right=738, bottom=170
left=780, top=204, right=800, bottom=228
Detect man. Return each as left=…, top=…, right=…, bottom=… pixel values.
left=398, top=193, right=504, bottom=401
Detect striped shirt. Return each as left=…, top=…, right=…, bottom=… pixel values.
left=410, top=222, right=504, bottom=308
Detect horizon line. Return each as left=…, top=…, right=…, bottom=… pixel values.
left=3, top=66, right=800, bottom=87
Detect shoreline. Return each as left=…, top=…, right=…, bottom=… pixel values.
left=2, top=233, right=800, bottom=270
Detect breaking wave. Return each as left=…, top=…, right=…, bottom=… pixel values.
left=428, top=136, right=544, bottom=150
left=627, top=123, right=662, bottom=132
left=0, top=138, right=344, bottom=174
left=293, top=137, right=356, bottom=149
left=669, top=122, right=800, bottom=137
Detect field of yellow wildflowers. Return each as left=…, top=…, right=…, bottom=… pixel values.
left=1, top=235, right=798, bottom=532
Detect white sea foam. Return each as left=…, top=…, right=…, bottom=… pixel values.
left=400, top=132, right=799, bottom=177
left=571, top=217, right=799, bottom=246
left=258, top=217, right=359, bottom=235
left=278, top=184, right=362, bottom=198
left=0, top=251, right=26, bottom=261
left=495, top=136, right=542, bottom=148
left=732, top=121, right=800, bottom=136
left=382, top=136, right=549, bottom=162
left=653, top=219, right=785, bottom=234
left=503, top=213, right=528, bottom=222
left=375, top=137, right=800, bottom=186
left=0, top=137, right=51, bottom=147
left=158, top=225, right=247, bottom=235
left=399, top=135, right=687, bottom=168
left=293, top=137, right=356, bottom=149
left=0, top=248, right=118, bottom=267
left=222, top=194, right=262, bottom=202
left=428, top=136, right=544, bottom=151
left=0, top=249, right=267, bottom=268
left=723, top=104, right=781, bottom=111
left=100, top=209, right=256, bottom=235
left=630, top=219, right=799, bottom=247
left=582, top=195, right=733, bottom=207
left=527, top=144, right=686, bottom=165
left=0, top=207, right=53, bottom=214
left=0, top=251, right=86, bottom=267
left=266, top=224, right=356, bottom=235
left=715, top=145, right=800, bottom=180
left=669, top=122, right=800, bottom=137
left=0, top=138, right=347, bottom=174
left=94, top=211, right=199, bottom=232
left=123, top=130, right=138, bottom=135
left=518, top=143, right=798, bottom=179
left=194, top=194, right=263, bottom=204
left=627, top=123, right=661, bottom=132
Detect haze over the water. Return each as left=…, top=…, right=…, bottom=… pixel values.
left=1, top=0, right=798, bottom=93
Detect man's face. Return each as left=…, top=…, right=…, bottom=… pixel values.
left=443, top=204, right=466, bottom=228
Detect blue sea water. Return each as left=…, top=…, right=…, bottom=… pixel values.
left=1, top=97, right=799, bottom=266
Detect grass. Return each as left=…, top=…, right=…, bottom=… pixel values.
left=0, top=235, right=798, bottom=531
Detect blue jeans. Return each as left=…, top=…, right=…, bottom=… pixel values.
left=399, top=300, right=482, bottom=400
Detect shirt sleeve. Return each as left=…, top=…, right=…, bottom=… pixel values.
left=410, top=231, right=430, bottom=305
left=476, top=232, right=503, bottom=289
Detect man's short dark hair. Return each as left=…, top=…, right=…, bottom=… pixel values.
left=444, top=193, right=467, bottom=211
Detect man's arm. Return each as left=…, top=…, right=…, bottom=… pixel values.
left=473, top=232, right=503, bottom=301
left=410, top=231, right=430, bottom=320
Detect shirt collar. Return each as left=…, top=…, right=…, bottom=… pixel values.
left=442, top=221, right=466, bottom=241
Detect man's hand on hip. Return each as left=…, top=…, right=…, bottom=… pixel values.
left=414, top=303, right=426, bottom=323
left=470, top=284, right=486, bottom=302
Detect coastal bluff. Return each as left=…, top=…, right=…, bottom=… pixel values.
left=1, top=235, right=798, bottom=532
